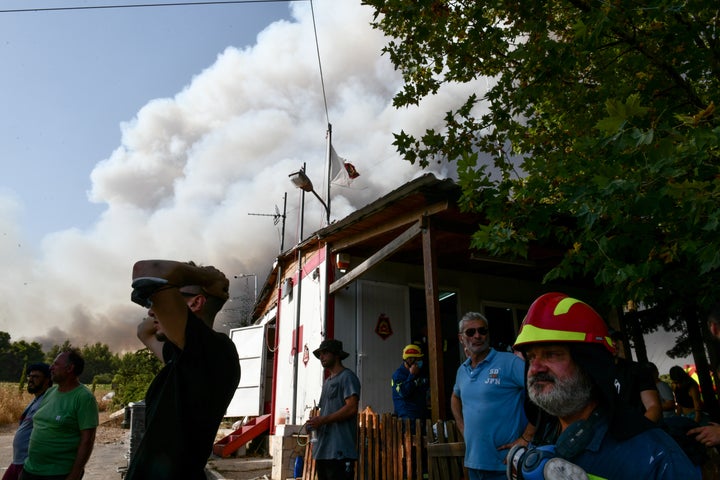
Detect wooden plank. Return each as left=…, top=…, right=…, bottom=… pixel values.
left=358, top=413, right=366, bottom=480
left=403, top=418, right=412, bottom=480
left=373, top=413, right=380, bottom=480
left=435, top=420, right=449, bottom=479
left=306, top=442, right=315, bottom=480
left=454, top=420, right=468, bottom=479
left=423, top=420, right=467, bottom=480
left=395, top=416, right=402, bottom=480
left=385, top=414, right=398, bottom=478
left=302, top=437, right=311, bottom=480
left=304, top=407, right=319, bottom=480
left=366, top=413, right=374, bottom=480
left=387, top=414, right=394, bottom=480
left=328, top=201, right=449, bottom=251
left=426, top=419, right=438, bottom=480
left=388, top=414, right=394, bottom=480
left=379, top=414, right=385, bottom=480
left=422, top=217, right=445, bottom=420
left=329, top=221, right=422, bottom=294
left=446, top=421, right=461, bottom=480
left=381, top=414, right=389, bottom=480
left=426, top=442, right=466, bottom=457
left=415, top=419, right=423, bottom=480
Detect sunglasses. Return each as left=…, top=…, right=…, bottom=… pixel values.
left=463, top=327, right=488, bottom=337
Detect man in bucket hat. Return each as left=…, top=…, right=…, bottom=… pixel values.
left=306, top=339, right=361, bottom=480
left=507, top=292, right=698, bottom=480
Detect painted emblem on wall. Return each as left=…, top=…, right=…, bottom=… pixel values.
left=303, top=343, right=310, bottom=366
left=375, top=313, right=393, bottom=340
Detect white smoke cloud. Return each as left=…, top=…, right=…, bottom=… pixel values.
left=0, top=1, right=491, bottom=352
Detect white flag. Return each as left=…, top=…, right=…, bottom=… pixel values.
left=330, top=145, right=359, bottom=187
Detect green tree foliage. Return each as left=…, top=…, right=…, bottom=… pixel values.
left=364, top=1, right=719, bottom=408
left=79, top=342, right=119, bottom=385
left=112, top=348, right=162, bottom=407
left=10, top=340, right=45, bottom=376
left=0, top=332, right=163, bottom=407
left=0, top=332, right=11, bottom=351
left=0, top=333, right=45, bottom=382
left=45, top=340, right=74, bottom=364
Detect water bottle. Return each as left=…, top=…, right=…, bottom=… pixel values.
left=293, top=455, right=304, bottom=479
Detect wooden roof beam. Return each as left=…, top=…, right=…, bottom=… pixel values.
left=327, top=201, right=448, bottom=252
left=329, top=220, right=422, bottom=294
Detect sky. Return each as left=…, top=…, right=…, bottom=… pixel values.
left=0, top=0, right=688, bottom=374
left=0, top=0, right=470, bottom=353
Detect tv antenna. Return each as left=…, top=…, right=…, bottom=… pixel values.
left=248, top=192, right=287, bottom=252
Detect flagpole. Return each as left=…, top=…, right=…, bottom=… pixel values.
left=325, top=122, right=332, bottom=225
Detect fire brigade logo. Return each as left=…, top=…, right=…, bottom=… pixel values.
left=375, top=313, right=393, bottom=340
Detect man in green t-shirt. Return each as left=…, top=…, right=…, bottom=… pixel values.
left=21, top=349, right=99, bottom=480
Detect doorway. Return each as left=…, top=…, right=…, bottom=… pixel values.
left=482, top=304, right=528, bottom=352
left=409, top=287, right=460, bottom=420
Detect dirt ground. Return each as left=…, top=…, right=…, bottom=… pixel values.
left=0, top=413, right=129, bottom=479
left=0, top=411, right=272, bottom=480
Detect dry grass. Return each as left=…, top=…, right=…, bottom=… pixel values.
left=0, top=382, right=112, bottom=427
left=0, top=383, right=32, bottom=425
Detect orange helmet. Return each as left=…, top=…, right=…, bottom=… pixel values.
left=402, top=344, right=424, bottom=359
left=513, top=292, right=614, bottom=353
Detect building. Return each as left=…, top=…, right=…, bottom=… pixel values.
left=224, top=173, right=601, bottom=473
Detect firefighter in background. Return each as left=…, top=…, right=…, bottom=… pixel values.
left=391, top=344, right=430, bottom=421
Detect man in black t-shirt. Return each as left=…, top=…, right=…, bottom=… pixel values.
left=125, top=260, right=241, bottom=480
left=611, top=330, right=662, bottom=423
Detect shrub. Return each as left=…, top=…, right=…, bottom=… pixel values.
left=111, top=349, right=162, bottom=408
left=93, top=373, right=113, bottom=385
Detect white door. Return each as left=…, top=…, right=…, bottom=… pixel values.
left=357, top=281, right=410, bottom=414
left=226, top=324, right=266, bottom=417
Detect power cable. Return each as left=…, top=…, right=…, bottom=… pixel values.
left=4, top=0, right=330, bottom=129
left=0, top=0, right=302, bottom=14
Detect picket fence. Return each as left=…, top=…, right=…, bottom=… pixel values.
left=302, top=409, right=466, bottom=480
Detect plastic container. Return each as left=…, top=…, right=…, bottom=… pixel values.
left=293, top=455, right=304, bottom=478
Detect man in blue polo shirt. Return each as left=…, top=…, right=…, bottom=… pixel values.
left=451, top=312, right=534, bottom=480
left=3, top=363, right=52, bottom=480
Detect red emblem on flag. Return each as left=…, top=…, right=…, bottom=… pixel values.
left=344, top=162, right=360, bottom=179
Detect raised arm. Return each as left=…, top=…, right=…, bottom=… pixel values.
left=131, top=259, right=226, bottom=358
